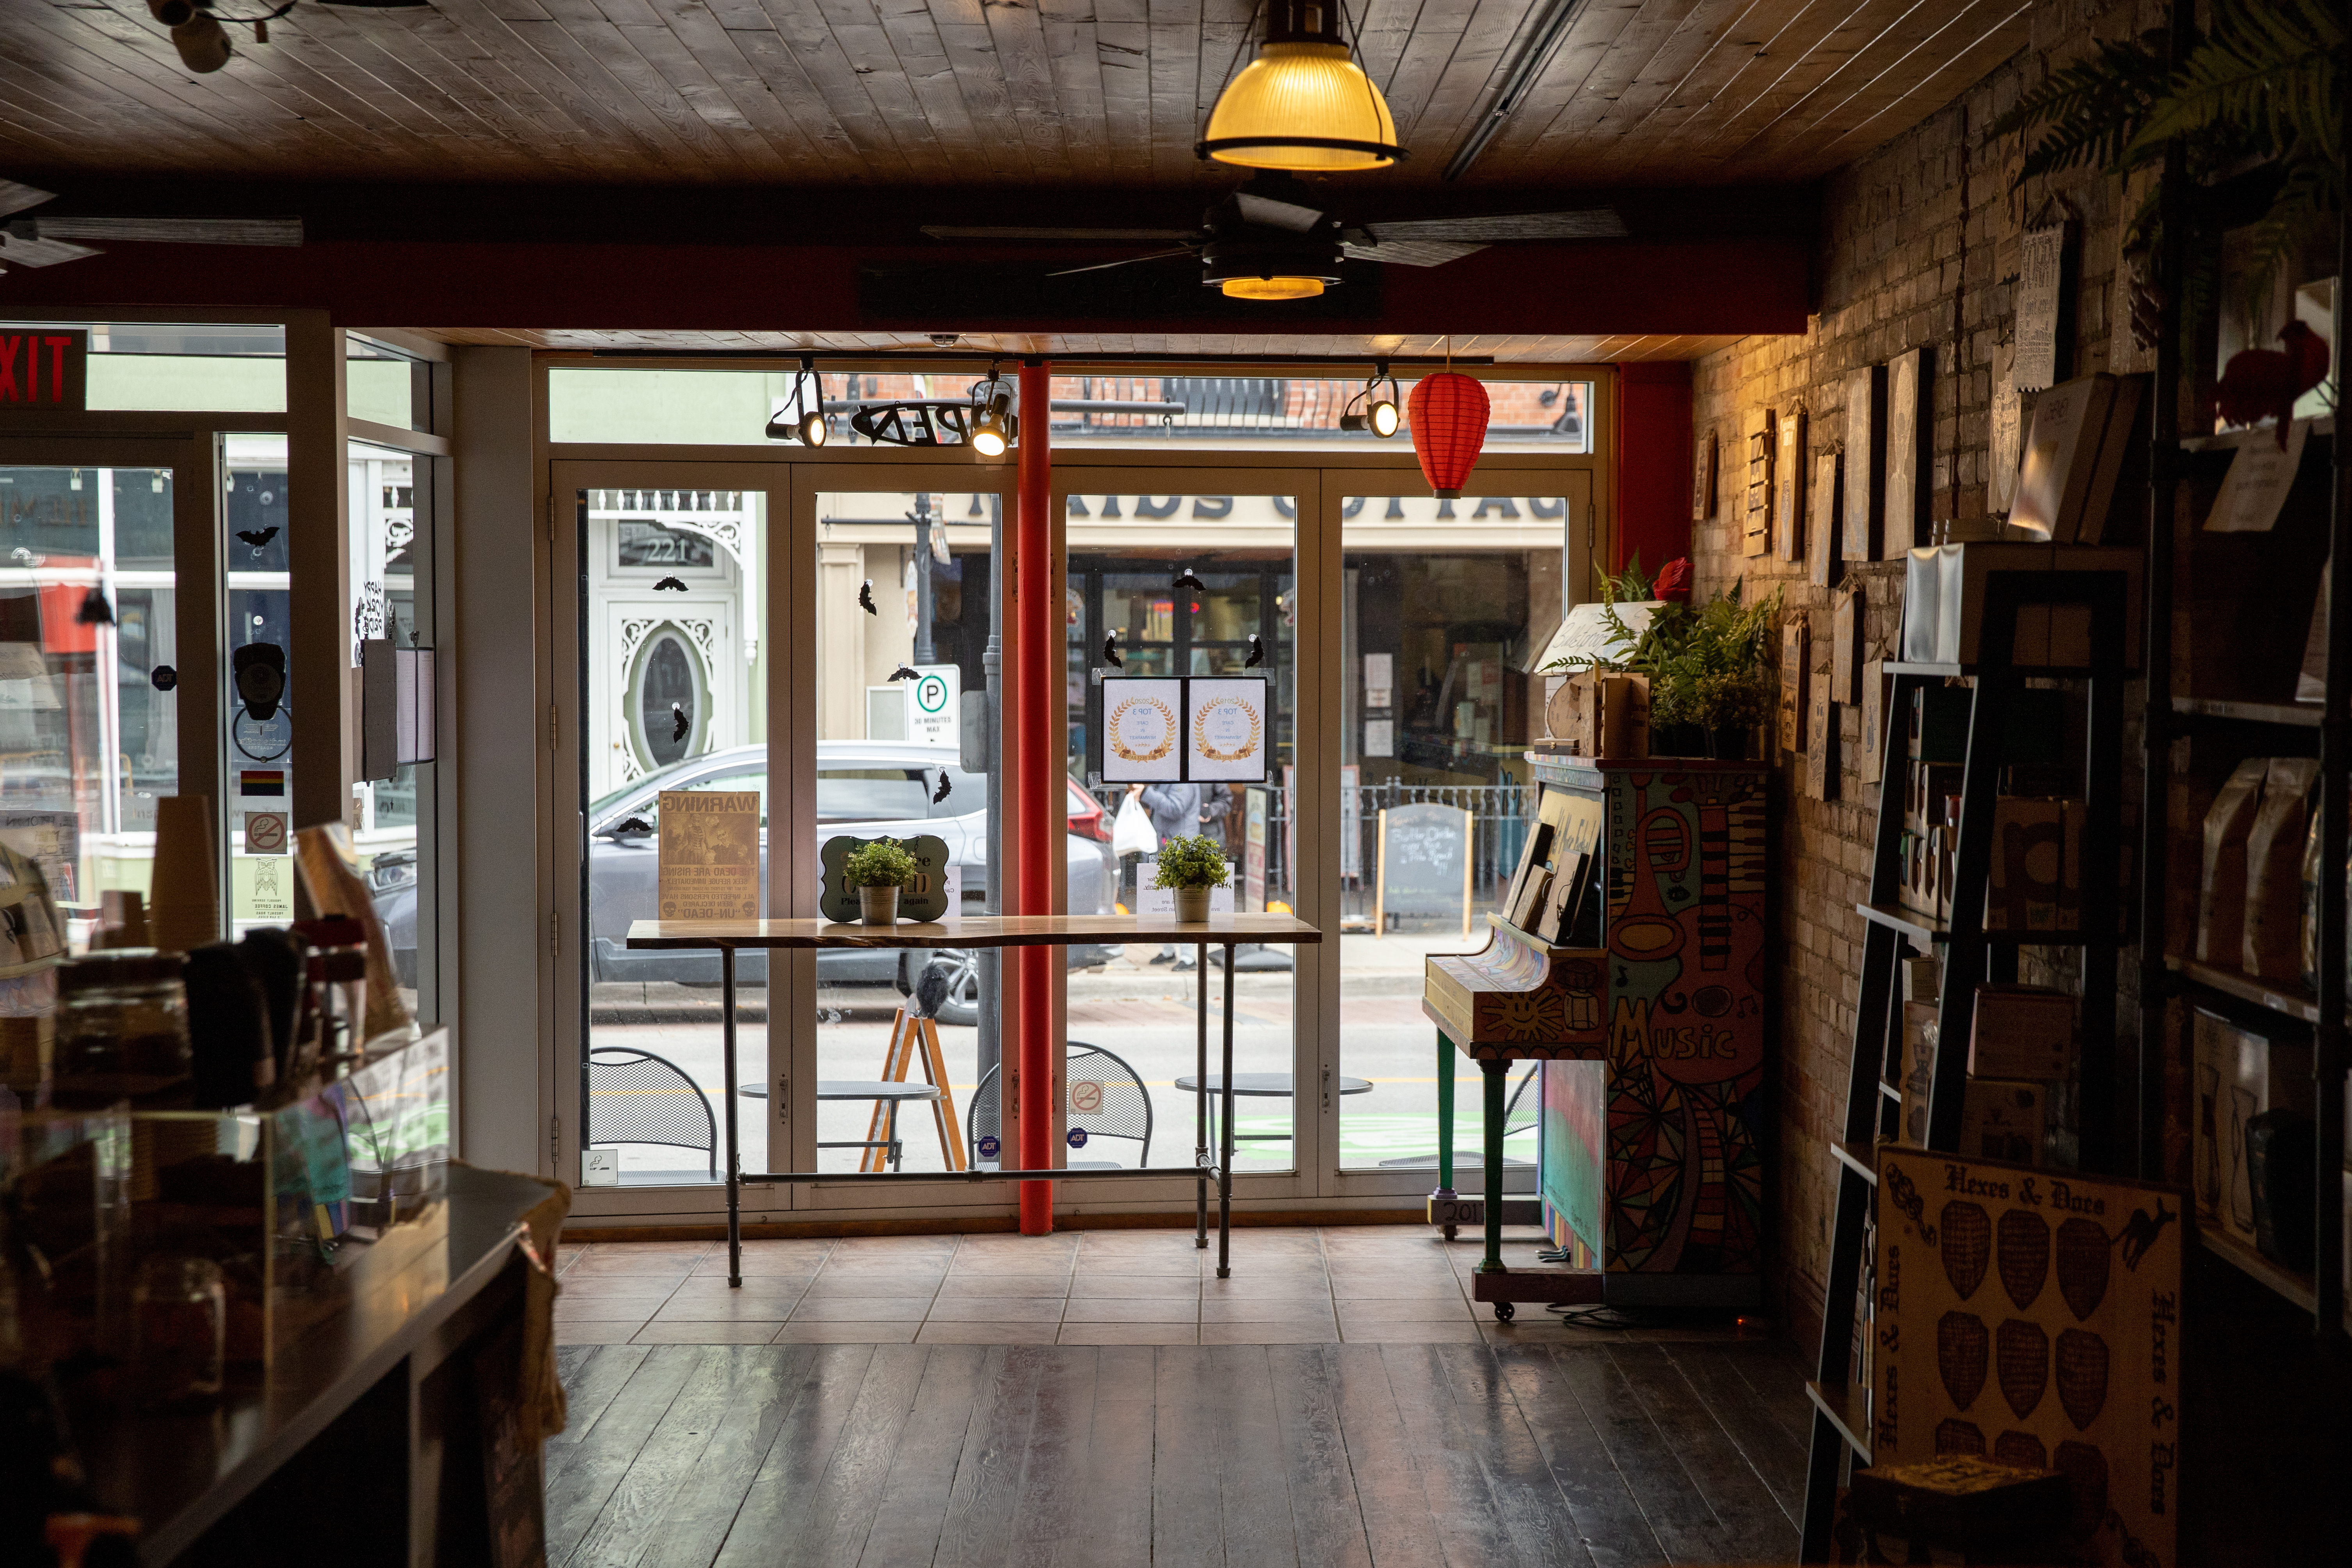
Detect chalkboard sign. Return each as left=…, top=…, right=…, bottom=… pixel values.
left=1375, top=802, right=1472, bottom=935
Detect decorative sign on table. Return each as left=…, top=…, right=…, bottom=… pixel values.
left=1136, top=857, right=1234, bottom=917
left=1845, top=364, right=1886, bottom=561
left=1100, top=676, right=1269, bottom=783
left=1872, top=1145, right=2182, bottom=1568
left=818, top=834, right=955, bottom=923
left=1774, top=404, right=1806, bottom=561
left=2013, top=224, right=2072, bottom=392
left=657, top=789, right=759, bottom=920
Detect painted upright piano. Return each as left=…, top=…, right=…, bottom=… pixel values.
left=1422, top=750, right=1771, bottom=1317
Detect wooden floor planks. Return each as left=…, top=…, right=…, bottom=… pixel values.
left=551, top=1338, right=1806, bottom=1567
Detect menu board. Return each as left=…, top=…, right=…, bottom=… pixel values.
left=1101, top=676, right=1269, bottom=783
left=657, top=789, right=759, bottom=919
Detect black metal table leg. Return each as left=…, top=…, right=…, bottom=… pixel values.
left=722, top=945, right=741, bottom=1288
left=1195, top=939, right=1208, bottom=1248
left=886, top=1099, right=903, bottom=1172
left=1218, top=940, right=1236, bottom=1278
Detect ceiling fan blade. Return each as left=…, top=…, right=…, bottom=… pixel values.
left=1342, top=238, right=1487, bottom=268
left=1047, top=248, right=1196, bottom=278
left=1234, top=192, right=1325, bottom=234
left=923, top=225, right=1196, bottom=242
left=0, top=229, right=100, bottom=267
left=30, top=216, right=302, bottom=246
left=0, top=181, right=55, bottom=221
left=1369, top=209, right=1628, bottom=243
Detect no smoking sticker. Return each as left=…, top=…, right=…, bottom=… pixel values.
left=245, top=811, right=288, bottom=853
left=1069, top=1080, right=1104, bottom=1114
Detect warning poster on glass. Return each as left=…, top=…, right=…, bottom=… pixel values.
left=657, top=790, right=759, bottom=920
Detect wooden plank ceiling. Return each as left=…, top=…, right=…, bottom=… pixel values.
left=0, top=0, right=2031, bottom=194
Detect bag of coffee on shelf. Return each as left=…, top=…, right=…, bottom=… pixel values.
left=2244, top=758, right=2319, bottom=980
left=2197, top=758, right=2267, bottom=965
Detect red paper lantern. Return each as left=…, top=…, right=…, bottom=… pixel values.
left=1408, top=372, right=1490, bottom=498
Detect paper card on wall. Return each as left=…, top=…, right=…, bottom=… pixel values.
left=1872, top=1146, right=2181, bottom=1568
left=1101, top=677, right=1183, bottom=781
left=1692, top=427, right=1717, bottom=521
left=1833, top=588, right=1863, bottom=704
left=1809, top=450, right=1842, bottom=587
left=1364, top=718, right=1395, bottom=757
left=1991, top=346, right=2024, bottom=515
left=657, top=789, right=759, bottom=920
left=1806, top=679, right=1835, bottom=800
left=2205, top=418, right=2311, bottom=533
left=1845, top=365, right=1886, bottom=561
left=1744, top=407, right=1775, bottom=557
left=1187, top=677, right=1270, bottom=782
left=1861, top=660, right=1889, bottom=783
left=2013, top=224, right=2070, bottom=390
left=1137, top=860, right=1235, bottom=917
left=1774, top=405, right=1806, bottom=561
left=1780, top=618, right=1808, bottom=754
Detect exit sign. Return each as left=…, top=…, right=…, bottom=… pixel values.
left=0, top=329, right=86, bottom=410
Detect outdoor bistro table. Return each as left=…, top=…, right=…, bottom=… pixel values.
left=625, top=913, right=1323, bottom=1285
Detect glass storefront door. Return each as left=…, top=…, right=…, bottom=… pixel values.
left=0, top=451, right=183, bottom=952
left=557, top=462, right=775, bottom=1195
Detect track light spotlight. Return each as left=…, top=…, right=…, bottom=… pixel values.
left=1339, top=364, right=1402, bottom=437
left=766, top=357, right=829, bottom=445
left=968, top=366, right=1017, bottom=457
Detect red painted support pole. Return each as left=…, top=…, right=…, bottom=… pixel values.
left=1015, top=360, right=1055, bottom=1234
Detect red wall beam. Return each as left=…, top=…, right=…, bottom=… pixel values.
left=1014, top=359, right=1054, bottom=1234
left=1614, top=361, right=1693, bottom=575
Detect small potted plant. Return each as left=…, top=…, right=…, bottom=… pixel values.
left=842, top=837, right=917, bottom=925
left=1153, top=834, right=1228, bottom=924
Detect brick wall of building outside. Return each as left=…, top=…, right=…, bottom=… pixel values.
left=1686, top=0, right=2159, bottom=1346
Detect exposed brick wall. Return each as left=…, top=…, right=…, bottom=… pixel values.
left=1687, top=0, right=2158, bottom=1346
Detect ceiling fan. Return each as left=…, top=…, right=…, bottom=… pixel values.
left=919, top=174, right=1628, bottom=301
left=0, top=181, right=302, bottom=273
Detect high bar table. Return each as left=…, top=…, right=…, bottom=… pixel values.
left=624, top=913, right=1323, bottom=1285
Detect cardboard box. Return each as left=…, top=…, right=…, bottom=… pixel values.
left=1901, top=542, right=2145, bottom=668
left=1968, top=984, right=2076, bottom=1080
left=1902, top=956, right=1943, bottom=1004
left=1545, top=671, right=1650, bottom=758
left=1961, top=1078, right=2046, bottom=1166
left=2244, top=757, right=2318, bottom=981
left=1986, top=799, right=2066, bottom=931
left=2193, top=1009, right=2317, bottom=1249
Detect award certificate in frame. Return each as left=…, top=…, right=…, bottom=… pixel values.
left=1186, top=677, right=1269, bottom=783
left=1102, top=677, right=1183, bottom=781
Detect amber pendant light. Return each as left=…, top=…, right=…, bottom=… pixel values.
left=1198, top=0, right=1404, bottom=172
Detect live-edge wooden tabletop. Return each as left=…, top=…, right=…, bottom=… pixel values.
left=626, top=913, right=1323, bottom=949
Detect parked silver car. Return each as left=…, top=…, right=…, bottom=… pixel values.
left=583, top=741, right=1115, bottom=1022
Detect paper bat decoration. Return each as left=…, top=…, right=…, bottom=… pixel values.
left=1172, top=566, right=1206, bottom=592
left=889, top=664, right=920, bottom=681
left=76, top=586, right=112, bottom=626
left=235, top=527, right=279, bottom=554
left=1103, top=630, right=1122, bottom=668
left=858, top=579, right=878, bottom=615
left=1244, top=633, right=1265, bottom=668
left=652, top=575, right=688, bottom=592
left=932, top=771, right=951, bottom=804
left=670, top=702, right=688, bottom=743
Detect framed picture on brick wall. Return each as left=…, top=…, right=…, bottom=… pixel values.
left=1844, top=364, right=1885, bottom=560
left=1780, top=616, right=1808, bottom=754
left=1886, top=347, right=1934, bottom=550
left=1744, top=407, right=1774, bottom=557
left=1809, top=450, right=1842, bottom=586
left=1774, top=405, right=1806, bottom=561
left=1692, top=426, right=1717, bottom=521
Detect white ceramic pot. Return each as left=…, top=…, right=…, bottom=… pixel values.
left=1173, top=885, right=1212, bottom=924
left=859, top=885, right=901, bottom=925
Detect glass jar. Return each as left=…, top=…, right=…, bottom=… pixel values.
left=132, top=1255, right=225, bottom=1404
left=51, top=950, right=192, bottom=1110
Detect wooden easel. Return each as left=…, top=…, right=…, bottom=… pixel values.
left=862, top=1006, right=967, bottom=1172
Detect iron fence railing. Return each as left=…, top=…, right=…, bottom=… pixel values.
left=1086, top=780, right=1535, bottom=925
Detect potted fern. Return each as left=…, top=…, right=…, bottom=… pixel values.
left=1611, top=580, right=1783, bottom=758
left=1153, top=834, right=1228, bottom=924
left=842, top=837, right=917, bottom=925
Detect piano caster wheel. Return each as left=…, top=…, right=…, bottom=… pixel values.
left=1442, top=1224, right=1457, bottom=1241
left=1493, top=1301, right=1515, bottom=1323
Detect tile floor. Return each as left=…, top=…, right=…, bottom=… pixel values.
left=553, top=1225, right=1751, bottom=1347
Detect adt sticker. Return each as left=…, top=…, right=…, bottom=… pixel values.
left=1066, top=1128, right=1089, bottom=1149
left=976, top=1134, right=1001, bottom=1161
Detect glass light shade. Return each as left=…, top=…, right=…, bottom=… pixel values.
left=1201, top=43, right=1401, bottom=171
left=1221, top=276, right=1326, bottom=300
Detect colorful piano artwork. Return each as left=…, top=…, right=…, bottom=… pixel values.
left=1423, top=755, right=1771, bottom=1312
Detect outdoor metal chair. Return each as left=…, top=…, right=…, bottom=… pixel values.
left=967, top=1040, right=1154, bottom=1169
left=1378, top=1062, right=1540, bottom=1170
left=586, top=1046, right=719, bottom=1179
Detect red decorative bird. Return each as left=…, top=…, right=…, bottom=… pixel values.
left=2216, top=320, right=2330, bottom=448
